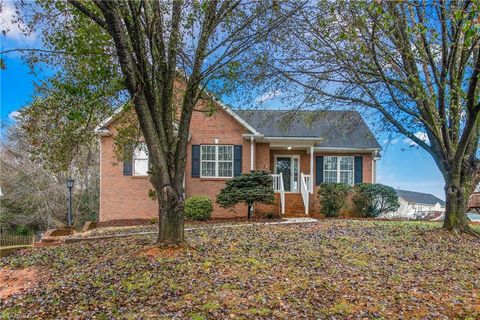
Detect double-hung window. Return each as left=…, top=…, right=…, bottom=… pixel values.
left=133, top=143, right=149, bottom=176
left=201, top=145, right=233, bottom=178
left=324, top=156, right=354, bottom=185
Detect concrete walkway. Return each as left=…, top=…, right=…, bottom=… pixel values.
left=64, top=217, right=319, bottom=244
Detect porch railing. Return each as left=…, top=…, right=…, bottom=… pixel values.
left=271, top=173, right=285, bottom=215
left=300, top=173, right=312, bottom=215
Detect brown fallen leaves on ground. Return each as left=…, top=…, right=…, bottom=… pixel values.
left=0, top=267, right=47, bottom=299
left=1, top=220, right=479, bottom=319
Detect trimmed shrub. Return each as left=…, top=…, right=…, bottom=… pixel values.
left=185, top=195, right=213, bottom=221
left=352, top=183, right=400, bottom=218
left=217, top=171, right=275, bottom=220
left=317, top=183, right=351, bottom=217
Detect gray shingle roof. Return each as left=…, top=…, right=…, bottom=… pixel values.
left=234, top=110, right=381, bottom=149
left=396, top=189, right=446, bottom=206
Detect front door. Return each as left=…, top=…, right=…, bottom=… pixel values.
left=275, top=155, right=299, bottom=192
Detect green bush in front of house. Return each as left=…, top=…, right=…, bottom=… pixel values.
left=216, top=171, right=275, bottom=220
left=185, top=195, right=213, bottom=221
left=352, top=183, right=400, bottom=218
left=317, top=183, right=351, bottom=217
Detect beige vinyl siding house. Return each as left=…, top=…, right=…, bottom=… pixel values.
left=383, top=189, right=446, bottom=220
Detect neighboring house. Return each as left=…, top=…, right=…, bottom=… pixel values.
left=468, top=191, right=480, bottom=214
left=383, top=189, right=446, bottom=220
left=96, top=100, right=381, bottom=222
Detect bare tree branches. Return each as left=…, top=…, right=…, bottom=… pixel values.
left=247, top=0, right=479, bottom=233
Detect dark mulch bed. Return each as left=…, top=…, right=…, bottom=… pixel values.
left=96, top=217, right=283, bottom=228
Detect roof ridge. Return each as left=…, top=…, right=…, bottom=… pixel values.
left=397, top=189, right=438, bottom=196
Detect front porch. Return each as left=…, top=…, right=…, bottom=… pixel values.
left=270, top=149, right=314, bottom=216
left=249, top=137, right=317, bottom=217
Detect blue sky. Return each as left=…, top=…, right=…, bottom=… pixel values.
left=0, top=1, right=446, bottom=199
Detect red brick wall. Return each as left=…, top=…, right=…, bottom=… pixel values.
left=184, top=106, right=252, bottom=219
left=99, top=105, right=254, bottom=222
left=99, top=132, right=157, bottom=222
left=255, top=143, right=270, bottom=171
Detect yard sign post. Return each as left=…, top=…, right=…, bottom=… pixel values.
left=67, top=178, right=74, bottom=226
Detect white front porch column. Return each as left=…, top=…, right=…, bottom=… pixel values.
left=250, top=136, right=255, bottom=171
left=310, top=146, right=314, bottom=194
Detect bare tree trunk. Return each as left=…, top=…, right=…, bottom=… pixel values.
left=442, top=170, right=477, bottom=235
left=156, top=184, right=184, bottom=247
left=443, top=183, right=470, bottom=233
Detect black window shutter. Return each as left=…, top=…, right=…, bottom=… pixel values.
left=315, top=156, right=324, bottom=185
left=123, top=144, right=133, bottom=176
left=234, top=145, right=242, bottom=176
left=191, top=145, right=200, bottom=178
left=354, top=156, right=363, bottom=184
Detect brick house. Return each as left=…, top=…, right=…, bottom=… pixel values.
left=96, top=100, right=381, bottom=222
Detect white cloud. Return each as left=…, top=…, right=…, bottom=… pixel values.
left=403, top=131, right=430, bottom=146
left=0, top=1, right=37, bottom=44
left=255, top=90, right=282, bottom=104
left=8, top=110, right=20, bottom=121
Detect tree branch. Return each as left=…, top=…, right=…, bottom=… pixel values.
left=68, top=0, right=108, bottom=31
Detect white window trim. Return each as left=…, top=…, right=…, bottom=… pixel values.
left=200, top=145, right=234, bottom=178
left=323, top=156, right=354, bottom=185
left=133, top=143, right=149, bottom=176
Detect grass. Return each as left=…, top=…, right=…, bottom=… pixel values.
left=1, top=220, right=480, bottom=319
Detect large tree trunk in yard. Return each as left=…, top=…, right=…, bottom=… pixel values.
left=157, top=184, right=185, bottom=247
left=443, top=184, right=470, bottom=234
left=442, top=170, right=477, bottom=235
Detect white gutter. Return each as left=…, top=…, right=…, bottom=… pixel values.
left=242, top=133, right=264, bottom=138
left=94, top=106, right=126, bottom=134
left=313, top=146, right=381, bottom=152
left=264, top=136, right=323, bottom=141
left=250, top=136, right=255, bottom=171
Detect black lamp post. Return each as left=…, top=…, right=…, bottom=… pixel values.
left=67, top=178, right=75, bottom=226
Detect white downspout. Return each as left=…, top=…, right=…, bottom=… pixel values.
left=310, top=146, right=314, bottom=194
left=250, top=136, right=255, bottom=171
left=183, top=174, right=186, bottom=199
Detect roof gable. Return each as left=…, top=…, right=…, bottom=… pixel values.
left=95, top=99, right=260, bottom=136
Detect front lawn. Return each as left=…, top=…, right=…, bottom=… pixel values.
left=1, top=220, right=480, bottom=319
